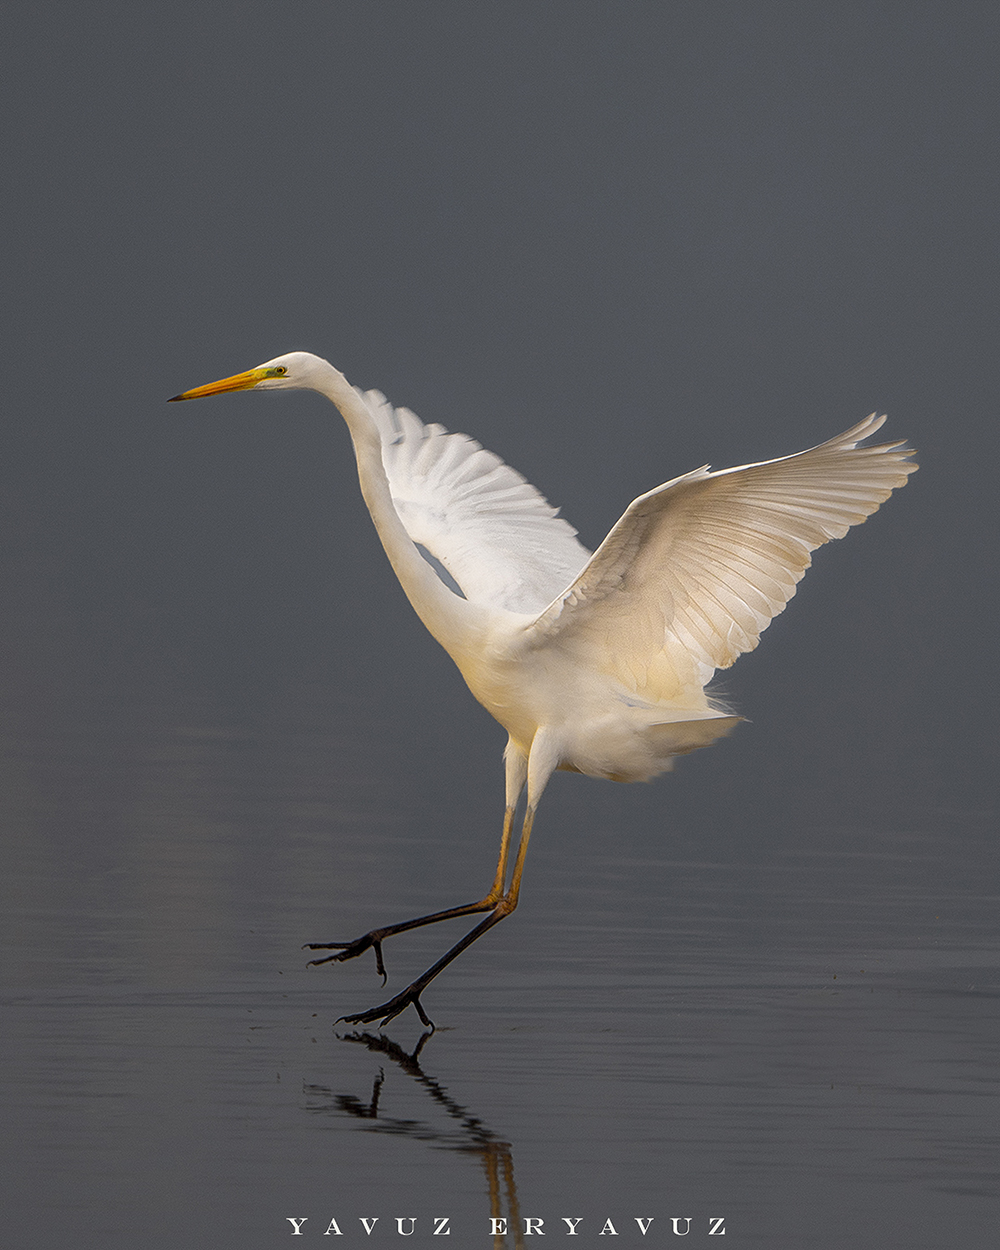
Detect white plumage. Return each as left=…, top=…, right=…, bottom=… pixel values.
left=170, top=352, right=917, bottom=1028
left=364, top=387, right=589, bottom=614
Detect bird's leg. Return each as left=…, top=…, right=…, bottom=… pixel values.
left=305, top=806, right=517, bottom=982
left=502, top=800, right=534, bottom=907
left=338, top=807, right=537, bottom=1030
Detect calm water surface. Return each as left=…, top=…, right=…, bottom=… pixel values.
left=3, top=661, right=997, bottom=1250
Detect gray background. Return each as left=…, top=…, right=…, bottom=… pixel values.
left=4, top=3, right=998, bottom=1248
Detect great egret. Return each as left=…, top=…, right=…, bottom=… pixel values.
left=170, top=352, right=917, bottom=1027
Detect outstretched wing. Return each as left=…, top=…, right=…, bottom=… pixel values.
left=361, top=389, right=591, bottom=614
left=528, top=415, right=917, bottom=699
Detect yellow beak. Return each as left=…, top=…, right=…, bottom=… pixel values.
left=168, top=367, right=265, bottom=402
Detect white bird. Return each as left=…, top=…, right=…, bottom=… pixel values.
left=170, top=352, right=917, bottom=1028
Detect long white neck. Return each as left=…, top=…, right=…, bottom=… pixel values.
left=309, top=358, right=481, bottom=658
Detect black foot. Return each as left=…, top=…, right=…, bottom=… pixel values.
left=305, top=933, right=388, bottom=983
left=337, top=984, right=435, bottom=1031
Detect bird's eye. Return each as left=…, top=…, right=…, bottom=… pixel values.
left=274, top=366, right=287, bottom=375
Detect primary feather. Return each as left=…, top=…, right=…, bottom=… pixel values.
left=529, top=413, right=917, bottom=702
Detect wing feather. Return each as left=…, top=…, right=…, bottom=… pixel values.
left=529, top=414, right=917, bottom=698
left=360, top=389, right=591, bottom=613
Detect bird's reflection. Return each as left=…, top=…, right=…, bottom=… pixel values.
left=304, top=1031, right=523, bottom=1249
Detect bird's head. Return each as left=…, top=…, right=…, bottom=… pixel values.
left=168, top=351, right=328, bottom=401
